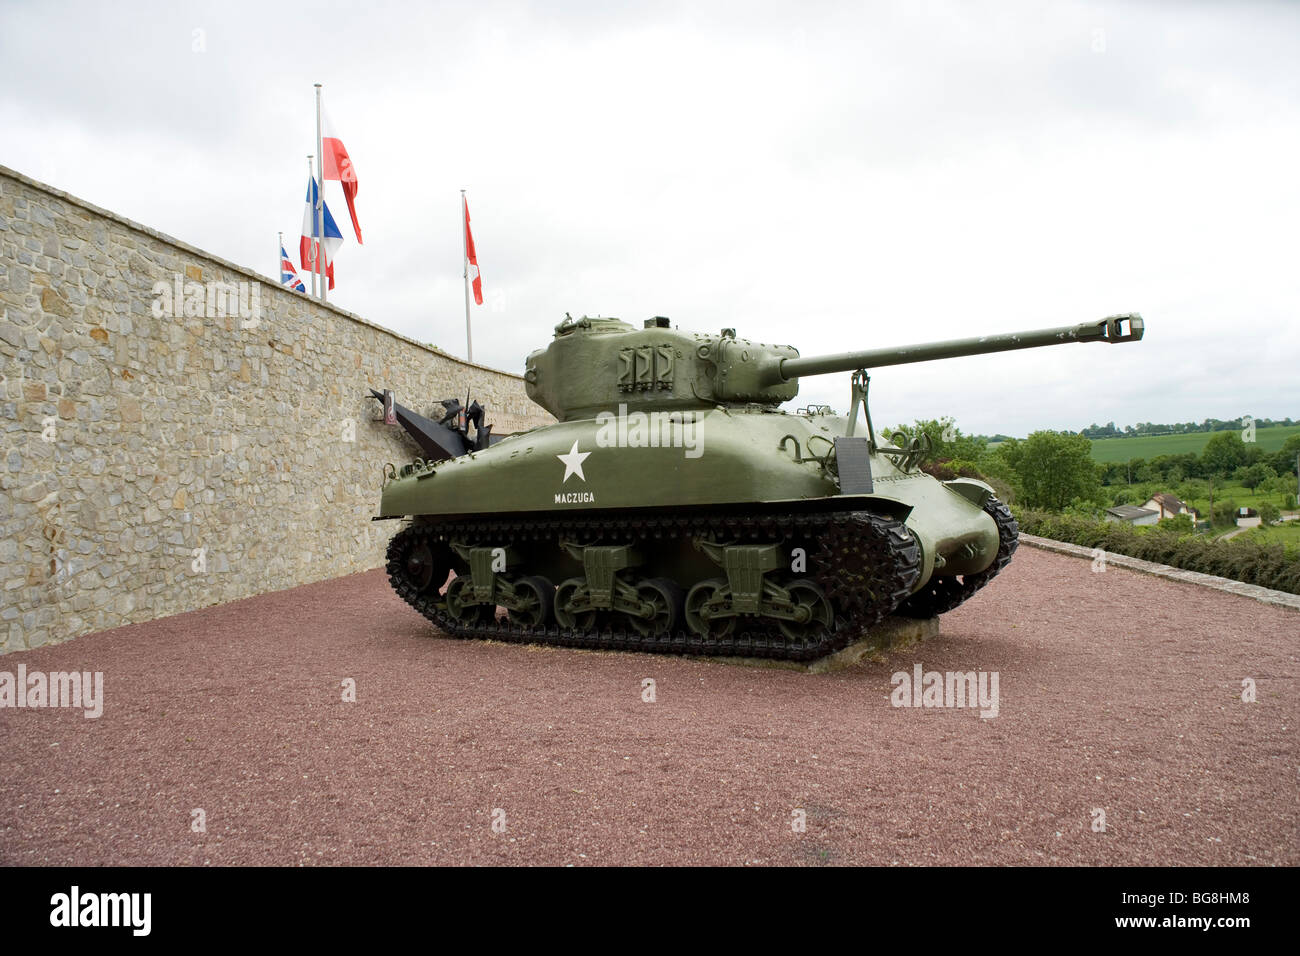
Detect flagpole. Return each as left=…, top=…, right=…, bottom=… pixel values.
left=306, top=155, right=317, bottom=298
left=315, top=83, right=327, bottom=304
left=462, top=189, right=473, bottom=362
left=278, top=231, right=283, bottom=286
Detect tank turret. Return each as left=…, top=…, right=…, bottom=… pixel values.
left=525, top=313, right=1143, bottom=421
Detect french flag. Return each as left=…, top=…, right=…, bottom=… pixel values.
left=300, top=176, right=343, bottom=289
left=279, top=245, right=306, bottom=292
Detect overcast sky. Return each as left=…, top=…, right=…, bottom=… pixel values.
left=2, top=0, right=1296, bottom=436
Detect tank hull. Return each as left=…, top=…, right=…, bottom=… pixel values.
left=378, top=407, right=1002, bottom=593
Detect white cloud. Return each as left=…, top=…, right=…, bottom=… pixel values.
left=2, top=0, right=1296, bottom=435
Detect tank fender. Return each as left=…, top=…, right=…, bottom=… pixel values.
left=943, top=477, right=995, bottom=508
left=841, top=494, right=913, bottom=523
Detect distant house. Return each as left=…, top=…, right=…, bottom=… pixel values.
left=1106, top=505, right=1159, bottom=526
left=1142, top=493, right=1199, bottom=521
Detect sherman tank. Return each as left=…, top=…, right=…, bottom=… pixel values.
left=376, top=312, right=1144, bottom=660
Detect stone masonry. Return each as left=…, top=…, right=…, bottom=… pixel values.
left=0, top=165, right=552, bottom=653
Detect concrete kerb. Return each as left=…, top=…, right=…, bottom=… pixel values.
left=1019, top=534, right=1300, bottom=612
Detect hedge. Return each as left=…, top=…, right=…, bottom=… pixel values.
left=1014, top=509, right=1300, bottom=595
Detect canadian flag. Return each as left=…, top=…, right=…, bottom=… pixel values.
left=464, top=195, right=482, bottom=305
left=321, top=105, right=362, bottom=244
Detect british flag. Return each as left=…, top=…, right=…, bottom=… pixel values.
left=280, top=244, right=306, bottom=293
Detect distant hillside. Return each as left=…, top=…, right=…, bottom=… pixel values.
left=1078, top=417, right=1294, bottom=439
left=1088, top=425, right=1300, bottom=463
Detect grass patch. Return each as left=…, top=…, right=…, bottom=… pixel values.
left=1238, top=522, right=1300, bottom=547
left=1178, top=483, right=1292, bottom=516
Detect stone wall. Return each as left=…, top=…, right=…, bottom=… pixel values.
left=0, top=165, right=552, bottom=653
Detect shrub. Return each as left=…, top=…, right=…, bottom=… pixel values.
left=1212, top=500, right=1239, bottom=527
left=921, top=460, right=959, bottom=481
left=1014, top=508, right=1300, bottom=595
left=922, top=458, right=995, bottom=483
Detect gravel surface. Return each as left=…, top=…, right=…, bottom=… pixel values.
left=2, top=546, right=1296, bottom=866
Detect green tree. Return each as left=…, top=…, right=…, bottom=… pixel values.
left=1159, top=513, right=1194, bottom=535
left=995, top=431, right=1101, bottom=511
left=1258, top=502, right=1280, bottom=525
left=1236, top=463, right=1276, bottom=490
left=1201, top=431, right=1248, bottom=476
left=888, top=418, right=987, bottom=463
left=1212, top=499, right=1239, bottom=527
left=1177, top=478, right=1209, bottom=503
left=1111, top=487, right=1142, bottom=507
left=1261, top=474, right=1296, bottom=505
left=1100, top=462, right=1127, bottom=486
left=1269, top=435, right=1300, bottom=475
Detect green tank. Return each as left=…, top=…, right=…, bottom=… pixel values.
left=378, top=312, right=1144, bottom=660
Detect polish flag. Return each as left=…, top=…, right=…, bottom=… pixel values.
left=300, top=176, right=343, bottom=290
left=464, top=195, right=482, bottom=305
left=321, top=105, right=362, bottom=244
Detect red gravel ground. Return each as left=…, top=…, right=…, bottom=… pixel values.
left=1, top=546, right=1296, bottom=866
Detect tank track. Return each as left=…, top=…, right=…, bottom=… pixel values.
left=386, top=509, right=921, bottom=662
left=895, top=496, right=1018, bottom=618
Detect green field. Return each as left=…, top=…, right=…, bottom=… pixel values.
left=1181, top=483, right=1275, bottom=516
left=1088, top=425, right=1300, bottom=463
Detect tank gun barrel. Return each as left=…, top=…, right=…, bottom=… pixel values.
left=774, top=313, right=1143, bottom=382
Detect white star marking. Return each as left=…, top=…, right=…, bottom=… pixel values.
left=557, top=439, right=591, bottom=483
